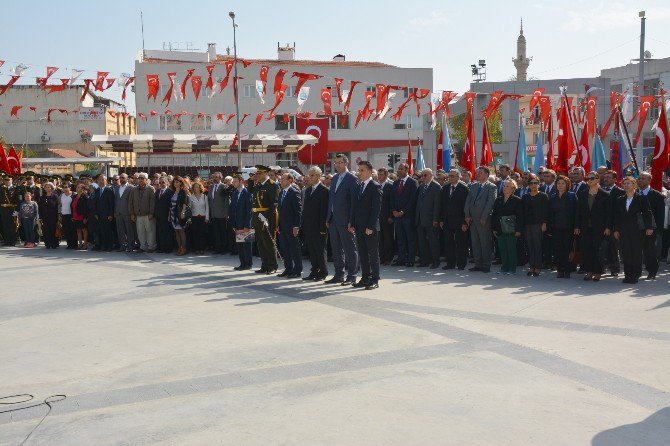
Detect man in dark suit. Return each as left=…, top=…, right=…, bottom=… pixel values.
left=230, top=174, right=253, bottom=270
left=301, top=166, right=329, bottom=281
left=326, top=154, right=359, bottom=286
left=208, top=172, right=232, bottom=254
left=415, top=168, right=442, bottom=268
left=602, top=170, right=625, bottom=276
left=570, top=167, right=588, bottom=195
left=496, top=164, right=512, bottom=196
left=92, top=174, right=115, bottom=251
left=350, top=161, right=382, bottom=290
left=390, top=163, right=418, bottom=266
left=154, top=176, right=174, bottom=253
left=377, top=167, right=394, bottom=265
left=464, top=166, right=497, bottom=272
left=440, top=168, right=469, bottom=270
left=638, top=172, right=664, bottom=279
left=277, top=173, right=303, bottom=278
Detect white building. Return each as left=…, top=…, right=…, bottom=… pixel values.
left=133, top=44, right=434, bottom=171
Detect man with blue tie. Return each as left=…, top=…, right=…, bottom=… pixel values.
left=390, top=163, right=419, bottom=266
left=230, top=174, right=253, bottom=270
left=277, top=173, right=303, bottom=278
left=325, top=153, right=359, bottom=286
left=92, top=174, right=115, bottom=251
left=350, top=161, right=382, bottom=290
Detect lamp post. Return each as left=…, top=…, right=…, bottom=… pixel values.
left=229, top=11, right=243, bottom=170
left=637, top=10, right=646, bottom=170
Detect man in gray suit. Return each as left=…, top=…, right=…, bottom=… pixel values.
left=464, top=166, right=497, bottom=272
left=325, top=153, right=359, bottom=286
left=208, top=172, right=232, bottom=254
left=415, top=168, right=442, bottom=269
left=114, top=173, right=135, bottom=252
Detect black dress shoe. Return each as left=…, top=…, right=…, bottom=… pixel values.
left=430, top=262, right=440, bottom=269
left=234, top=265, right=244, bottom=271
left=352, top=279, right=369, bottom=288
left=255, top=269, right=268, bottom=274
left=324, top=277, right=344, bottom=284
left=365, top=282, right=379, bottom=290
left=340, top=279, right=354, bottom=286
left=313, top=274, right=328, bottom=281
left=240, top=266, right=252, bottom=270
left=302, top=275, right=316, bottom=281
left=442, top=265, right=455, bottom=270
left=647, top=274, right=656, bottom=280
left=288, top=273, right=301, bottom=279
left=277, top=271, right=291, bottom=277
left=469, top=266, right=481, bottom=272
left=405, top=262, right=415, bottom=267
left=266, top=268, right=277, bottom=275
left=610, top=272, right=619, bottom=277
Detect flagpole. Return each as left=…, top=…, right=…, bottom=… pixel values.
left=616, top=104, right=641, bottom=175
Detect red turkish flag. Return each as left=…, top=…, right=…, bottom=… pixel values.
left=273, top=69, right=287, bottom=93
left=484, top=91, right=504, bottom=119
left=45, top=79, right=69, bottom=94
left=94, top=71, right=109, bottom=91
left=600, top=92, right=624, bottom=138
left=37, top=66, right=59, bottom=87
left=297, top=117, right=329, bottom=164
left=334, top=78, right=344, bottom=103
left=651, top=104, right=670, bottom=190
left=461, top=113, right=476, bottom=178
left=181, top=69, right=195, bottom=99
left=163, top=72, right=176, bottom=105
left=293, top=72, right=322, bottom=96
left=0, top=144, right=11, bottom=173
left=7, top=146, right=21, bottom=175
left=241, top=59, right=252, bottom=68
left=480, top=119, right=493, bottom=166
left=586, top=96, right=597, bottom=137
left=240, top=113, right=250, bottom=124
left=266, top=84, right=288, bottom=114
left=138, top=112, right=147, bottom=121
left=556, top=96, right=574, bottom=173
left=121, top=76, right=135, bottom=101
left=575, top=122, right=591, bottom=172
left=191, top=75, right=202, bottom=101
left=255, top=113, right=263, bottom=126
left=226, top=114, right=235, bottom=124
left=413, top=88, right=430, bottom=117
left=205, top=65, right=215, bottom=90
left=259, top=65, right=269, bottom=94
left=219, top=61, right=234, bottom=92
left=546, top=115, right=555, bottom=170
left=441, top=91, right=458, bottom=117
left=634, top=96, right=655, bottom=147
left=539, top=96, right=552, bottom=127
left=10, top=105, right=22, bottom=117
left=216, top=113, right=224, bottom=120
left=465, top=92, right=476, bottom=120
left=528, top=88, right=545, bottom=111
left=0, top=75, right=20, bottom=95
left=146, top=74, right=160, bottom=101
left=343, top=80, right=361, bottom=115
left=391, top=100, right=410, bottom=122
left=376, top=84, right=388, bottom=114
left=361, top=90, right=375, bottom=120
left=321, top=88, right=333, bottom=116
left=407, top=138, right=414, bottom=175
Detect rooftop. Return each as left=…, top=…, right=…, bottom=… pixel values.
left=142, top=55, right=395, bottom=68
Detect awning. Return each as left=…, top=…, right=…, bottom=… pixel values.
left=23, top=157, right=122, bottom=165
left=91, top=134, right=317, bottom=153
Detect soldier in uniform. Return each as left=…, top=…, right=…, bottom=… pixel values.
left=0, top=171, right=19, bottom=246
left=251, top=165, right=280, bottom=274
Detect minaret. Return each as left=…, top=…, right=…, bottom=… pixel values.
left=512, top=18, right=531, bottom=81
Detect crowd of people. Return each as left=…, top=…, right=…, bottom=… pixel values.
left=1, top=154, right=669, bottom=287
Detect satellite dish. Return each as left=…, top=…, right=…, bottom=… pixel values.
left=644, top=50, right=652, bottom=59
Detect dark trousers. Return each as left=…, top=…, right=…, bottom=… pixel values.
left=552, top=228, right=573, bottom=273
left=156, top=217, right=174, bottom=253
left=191, top=216, right=208, bottom=251
left=21, top=218, right=36, bottom=243
left=643, top=232, right=659, bottom=275
left=607, top=236, right=621, bottom=274
left=305, top=231, right=328, bottom=277
left=524, top=224, right=543, bottom=269
left=542, top=232, right=554, bottom=268
left=497, top=234, right=518, bottom=273
left=278, top=229, right=303, bottom=274
left=254, top=213, right=278, bottom=271
left=394, top=216, right=415, bottom=263
left=61, top=214, right=77, bottom=248
left=43, top=216, right=60, bottom=249
left=621, top=229, right=644, bottom=280
left=355, top=229, right=380, bottom=283
left=379, top=220, right=394, bottom=263
left=329, top=224, right=358, bottom=280
left=1, top=207, right=17, bottom=245
left=96, top=216, right=114, bottom=250
left=444, top=226, right=468, bottom=268
left=210, top=217, right=227, bottom=253
left=237, top=241, right=252, bottom=267
left=417, top=224, right=440, bottom=264
left=580, top=228, right=604, bottom=275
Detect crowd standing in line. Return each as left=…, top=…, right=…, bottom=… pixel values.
left=1, top=155, right=669, bottom=288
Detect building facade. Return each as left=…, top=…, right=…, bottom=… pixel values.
left=133, top=44, right=434, bottom=171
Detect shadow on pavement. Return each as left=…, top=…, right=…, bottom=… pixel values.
left=591, top=407, right=670, bottom=446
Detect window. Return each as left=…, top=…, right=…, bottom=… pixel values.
left=286, top=85, right=297, bottom=97
left=191, top=114, right=212, bottom=131
left=275, top=114, right=295, bottom=131
left=243, top=84, right=256, bottom=98
left=393, top=115, right=422, bottom=130
left=319, top=114, right=349, bottom=130
left=403, top=87, right=417, bottom=98
left=366, top=86, right=377, bottom=98
left=159, top=115, right=182, bottom=131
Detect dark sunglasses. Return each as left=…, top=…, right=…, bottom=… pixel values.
left=529, top=181, right=539, bottom=185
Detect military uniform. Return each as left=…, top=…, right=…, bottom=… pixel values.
left=251, top=167, right=280, bottom=273
left=0, top=176, right=19, bottom=245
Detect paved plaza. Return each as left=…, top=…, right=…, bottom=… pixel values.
left=1, top=248, right=669, bottom=445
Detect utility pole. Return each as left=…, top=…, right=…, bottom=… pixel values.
left=229, top=12, right=243, bottom=170
left=637, top=10, right=646, bottom=170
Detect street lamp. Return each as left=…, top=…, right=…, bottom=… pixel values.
left=229, top=11, right=243, bottom=170
left=471, top=60, right=486, bottom=83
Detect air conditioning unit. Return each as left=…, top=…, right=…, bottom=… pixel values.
left=41, top=131, right=50, bottom=142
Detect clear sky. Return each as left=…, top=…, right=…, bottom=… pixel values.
left=1, top=0, right=669, bottom=111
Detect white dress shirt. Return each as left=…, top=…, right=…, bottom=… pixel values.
left=188, top=193, right=209, bottom=220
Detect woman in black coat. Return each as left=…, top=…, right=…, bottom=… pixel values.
left=521, top=174, right=549, bottom=276
left=575, top=172, right=611, bottom=281
left=549, top=175, right=578, bottom=278
left=613, top=177, right=654, bottom=284
left=38, top=182, right=60, bottom=249
left=491, top=179, right=523, bottom=275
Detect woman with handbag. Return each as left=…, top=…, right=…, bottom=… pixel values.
left=521, top=174, right=549, bottom=276
left=575, top=172, right=611, bottom=281
left=170, top=177, right=190, bottom=256
left=613, top=177, right=654, bottom=284
left=72, top=183, right=89, bottom=250
left=188, top=181, right=209, bottom=255
left=549, top=175, right=578, bottom=278
left=38, top=182, right=60, bottom=249
left=491, top=179, right=523, bottom=275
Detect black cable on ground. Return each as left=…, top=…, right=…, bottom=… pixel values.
left=0, top=394, right=66, bottom=445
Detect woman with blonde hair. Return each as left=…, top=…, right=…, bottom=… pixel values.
left=188, top=181, right=209, bottom=255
